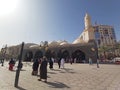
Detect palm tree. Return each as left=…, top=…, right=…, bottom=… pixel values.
left=98, top=46, right=110, bottom=60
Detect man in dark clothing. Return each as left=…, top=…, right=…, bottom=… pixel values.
left=1, top=59, right=4, bottom=66
left=49, top=58, right=53, bottom=69
left=38, top=56, right=47, bottom=82
left=58, top=58, right=61, bottom=68
left=32, top=58, right=39, bottom=75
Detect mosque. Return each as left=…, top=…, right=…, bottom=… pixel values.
left=22, top=13, right=98, bottom=63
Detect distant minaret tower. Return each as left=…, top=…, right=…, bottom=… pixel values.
left=72, top=13, right=95, bottom=44
left=84, top=13, right=95, bottom=42
left=84, top=13, right=92, bottom=30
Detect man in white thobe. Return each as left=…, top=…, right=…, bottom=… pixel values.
left=60, top=58, right=65, bottom=68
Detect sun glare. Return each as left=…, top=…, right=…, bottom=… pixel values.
left=0, top=0, right=19, bottom=16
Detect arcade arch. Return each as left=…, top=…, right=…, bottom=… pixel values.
left=62, top=50, right=69, bottom=62
left=34, top=50, right=43, bottom=59
left=72, top=49, right=85, bottom=63
left=24, top=51, right=33, bottom=61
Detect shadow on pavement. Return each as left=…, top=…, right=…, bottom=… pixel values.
left=15, top=86, right=26, bottom=90
left=48, top=71, right=57, bottom=74
left=60, top=68, right=76, bottom=74
left=63, top=68, right=73, bottom=71
left=46, top=81, right=70, bottom=88
left=20, top=69, right=26, bottom=71
left=9, top=69, right=26, bottom=72
left=52, top=69, right=61, bottom=71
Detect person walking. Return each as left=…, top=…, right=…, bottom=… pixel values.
left=89, top=57, right=92, bottom=65
left=1, top=59, right=4, bottom=66
left=60, top=58, right=65, bottom=68
left=58, top=58, right=61, bottom=69
left=51, top=57, right=54, bottom=65
left=49, top=58, right=53, bottom=69
left=32, top=58, right=39, bottom=75
left=8, top=58, right=15, bottom=71
left=70, top=57, right=73, bottom=65
left=38, top=56, right=48, bottom=82
left=97, top=59, right=100, bottom=68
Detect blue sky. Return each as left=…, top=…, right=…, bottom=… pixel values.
left=0, top=0, right=120, bottom=48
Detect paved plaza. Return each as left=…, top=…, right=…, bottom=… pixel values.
left=0, top=61, right=120, bottom=90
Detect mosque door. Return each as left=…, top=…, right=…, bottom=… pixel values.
left=74, top=50, right=85, bottom=63
left=62, top=50, right=69, bottom=62
left=51, top=51, right=56, bottom=58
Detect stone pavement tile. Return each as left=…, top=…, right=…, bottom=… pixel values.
left=118, top=84, right=120, bottom=88
left=77, top=83, right=83, bottom=87
left=106, top=87, right=117, bottom=90
left=85, top=84, right=96, bottom=90
left=109, top=84, right=118, bottom=88
left=90, top=82, right=98, bottom=86
left=1, top=62, right=120, bottom=90
left=81, top=87, right=93, bottom=90
left=71, top=87, right=82, bottom=90
left=100, top=83, right=109, bottom=87
left=116, top=88, right=120, bottom=90
left=114, top=81, right=120, bottom=85
left=95, top=85, right=107, bottom=90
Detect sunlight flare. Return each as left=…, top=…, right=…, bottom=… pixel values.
left=0, top=0, right=19, bottom=16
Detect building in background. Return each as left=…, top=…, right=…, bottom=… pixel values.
left=93, top=25, right=116, bottom=47
left=18, top=13, right=98, bottom=63
left=73, top=13, right=117, bottom=48
left=4, top=13, right=118, bottom=62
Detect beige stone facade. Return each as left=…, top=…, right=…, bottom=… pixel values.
left=22, top=13, right=98, bottom=63
left=73, top=13, right=95, bottom=44
left=73, top=13, right=116, bottom=48
left=5, top=13, right=100, bottom=63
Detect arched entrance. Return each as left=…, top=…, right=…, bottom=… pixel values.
left=57, top=50, right=62, bottom=59
left=24, top=51, right=33, bottom=62
left=34, top=50, right=43, bottom=59
left=72, top=50, right=85, bottom=63
left=62, top=50, right=69, bottom=62
left=51, top=51, right=56, bottom=58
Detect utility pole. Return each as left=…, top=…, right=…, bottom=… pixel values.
left=14, top=42, right=24, bottom=87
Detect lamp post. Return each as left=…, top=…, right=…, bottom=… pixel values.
left=14, top=42, right=24, bottom=87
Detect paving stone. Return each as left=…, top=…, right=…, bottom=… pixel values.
left=0, top=61, right=120, bottom=90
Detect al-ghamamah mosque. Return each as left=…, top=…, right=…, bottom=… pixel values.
left=23, top=13, right=98, bottom=63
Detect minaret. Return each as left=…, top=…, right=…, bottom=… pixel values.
left=84, top=13, right=95, bottom=42
left=72, top=13, right=95, bottom=44
left=84, top=13, right=92, bottom=30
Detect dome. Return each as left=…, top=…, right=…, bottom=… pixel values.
left=60, top=41, right=69, bottom=45
left=49, top=40, right=69, bottom=46
left=49, top=41, right=59, bottom=46
left=56, top=40, right=63, bottom=44
left=29, top=45, right=39, bottom=48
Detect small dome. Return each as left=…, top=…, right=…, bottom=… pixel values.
left=60, top=41, right=69, bottom=45
left=49, top=41, right=59, bottom=46
left=57, top=40, right=63, bottom=44
left=49, top=40, right=69, bottom=46
left=29, top=45, right=39, bottom=48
